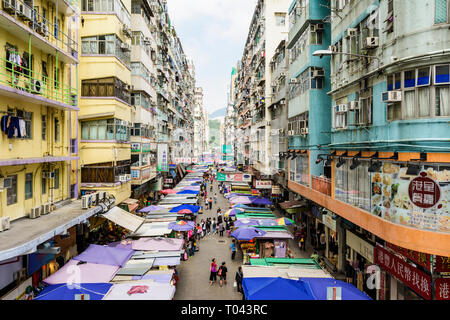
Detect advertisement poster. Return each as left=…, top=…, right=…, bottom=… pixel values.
left=255, top=180, right=272, bottom=189
left=157, top=144, right=169, bottom=172
left=370, top=164, right=450, bottom=233
left=131, top=143, right=141, bottom=153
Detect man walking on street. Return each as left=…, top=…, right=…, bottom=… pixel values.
left=208, top=197, right=213, bottom=210
left=218, top=262, right=228, bottom=287
left=230, top=240, right=236, bottom=260
left=212, top=218, right=217, bottom=234
left=218, top=222, right=224, bottom=237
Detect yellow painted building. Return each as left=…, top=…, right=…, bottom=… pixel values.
left=0, top=0, right=79, bottom=221
left=78, top=0, right=133, bottom=204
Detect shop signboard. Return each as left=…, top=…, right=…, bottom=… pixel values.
left=375, top=245, right=432, bottom=300
left=435, top=256, right=450, bottom=273
left=75, top=294, right=90, bottom=300
left=435, top=278, right=450, bottom=300
left=272, top=185, right=282, bottom=195
left=370, top=165, right=450, bottom=233
left=157, top=144, right=169, bottom=172
left=164, top=179, right=173, bottom=184
left=217, top=172, right=227, bottom=181
left=131, top=143, right=141, bottom=153
left=322, top=211, right=337, bottom=232
left=385, top=242, right=431, bottom=270
left=192, top=157, right=198, bottom=163
left=223, top=144, right=232, bottom=154
left=217, top=173, right=252, bottom=182
left=185, top=157, right=192, bottom=163
left=255, top=180, right=272, bottom=189
left=346, top=230, right=374, bottom=263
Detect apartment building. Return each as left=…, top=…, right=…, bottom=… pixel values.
left=234, top=0, right=291, bottom=176
left=285, top=0, right=450, bottom=300
left=193, top=87, right=207, bottom=159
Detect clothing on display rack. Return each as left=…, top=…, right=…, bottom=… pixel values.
left=1, top=114, right=24, bottom=138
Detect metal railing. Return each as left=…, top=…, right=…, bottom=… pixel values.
left=0, top=56, right=77, bottom=106
left=2, top=0, right=78, bottom=58
left=311, top=175, right=332, bottom=196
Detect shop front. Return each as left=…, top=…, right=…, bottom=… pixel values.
left=320, top=210, right=339, bottom=273
left=375, top=244, right=432, bottom=300
left=345, top=230, right=376, bottom=298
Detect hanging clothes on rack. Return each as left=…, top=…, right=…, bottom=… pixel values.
left=7, top=117, right=21, bottom=139
left=19, top=118, right=26, bottom=137
left=1, top=114, right=11, bottom=134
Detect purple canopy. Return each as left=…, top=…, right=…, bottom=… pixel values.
left=234, top=219, right=259, bottom=227
left=131, top=274, right=173, bottom=283
left=231, top=227, right=267, bottom=240
left=229, top=196, right=252, bottom=204
left=139, top=205, right=164, bottom=213
left=43, top=259, right=119, bottom=284
left=132, top=237, right=184, bottom=251
left=257, top=219, right=278, bottom=226
left=73, top=244, right=134, bottom=267
left=168, top=220, right=195, bottom=231
left=181, top=186, right=201, bottom=191
left=250, top=196, right=273, bottom=205
left=107, top=241, right=134, bottom=250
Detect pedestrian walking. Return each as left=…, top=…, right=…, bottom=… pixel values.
left=210, top=184, right=213, bottom=192
left=190, top=238, right=195, bottom=256
left=201, top=220, right=206, bottom=238
left=218, top=222, right=224, bottom=237
left=214, top=193, right=217, bottom=204
left=218, top=262, right=228, bottom=287
left=209, top=258, right=218, bottom=285
left=196, top=223, right=202, bottom=240
left=212, top=218, right=217, bottom=234
left=235, top=266, right=243, bottom=293
left=230, top=239, right=236, bottom=260
left=206, top=218, right=211, bottom=235
left=208, top=197, right=213, bottom=210
left=217, top=213, right=223, bottom=225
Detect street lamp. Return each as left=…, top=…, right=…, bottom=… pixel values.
left=312, top=49, right=380, bottom=62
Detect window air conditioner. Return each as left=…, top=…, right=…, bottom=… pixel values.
left=29, top=207, right=41, bottom=219
left=382, top=90, right=402, bottom=103
left=329, top=45, right=337, bottom=53
left=336, top=104, right=348, bottom=113
left=3, top=0, right=18, bottom=13
left=0, top=177, right=12, bottom=189
left=119, top=175, right=127, bottom=182
left=348, top=100, right=359, bottom=110
left=121, top=43, right=131, bottom=51
left=43, top=171, right=55, bottom=179
left=0, top=216, right=10, bottom=232
left=346, top=28, right=358, bottom=37
left=125, top=174, right=131, bottom=181
left=301, top=128, right=309, bottom=135
left=310, top=24, right=316, bottom=32
left=280, top=72, right=286, bottom=77
left=288, top=130, right=295, bottom=136
left=21, top=4, right=32, bottom=20
left=82, top=195, right=90, bottom=209
left=280, top=100, right=285, bottom=105
left=316, top=23, right=325, bottom=31
left=31, top=79, right=43, bottom=94
left=289, top=78, right=298, bottom=84
left=312, top=69, right=325, bottom=78
left=365, top=37, right=379, bottom=48
left=122, top=25, right=132, bottom=38
left=41, top=203, right=51, bottom=215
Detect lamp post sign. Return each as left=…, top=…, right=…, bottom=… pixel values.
left=326, top=287, right=342, bottom=300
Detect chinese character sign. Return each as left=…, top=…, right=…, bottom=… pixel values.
left=255, top=180, right=272, bottom=189
left=375, top=245, right=431, bottom=300
left=435, top=256, right=450, bottom=273
left=435, top=278, right=450, bottom=300
left=157, top=144, right=169, bottom=172
left=408, top=172, right=440, bottom=209
left=385, top=242, right=431, bottom=270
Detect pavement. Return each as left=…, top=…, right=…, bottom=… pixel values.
left=174, top=178, right=243, bottom=300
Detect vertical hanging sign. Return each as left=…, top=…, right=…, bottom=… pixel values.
left=157, top=144, right=169, bottom=172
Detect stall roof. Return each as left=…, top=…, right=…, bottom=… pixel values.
left=103, top=281, right=176, bottom=300
left=101, top=206, right=145, bottom=232
left=130, top=222, right=172, bottom=237
left=254, top=230, right=294, bottom=240
left=280, top=200, right=307, bottom=209
left=115, top=258, right=155, bottom=276
left=242, top=265, right=331, bottom=279
left=235, top=214, right=277, bottom=219
left=158, top=199, right=198, bottom=205
left=153, top=256, right=181, bottom=266
left=250, top=258, right=321, bottom=268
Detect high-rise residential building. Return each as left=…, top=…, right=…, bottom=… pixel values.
left=193, top=87, right=207, bottom=159
left=234, top=0, right=291, bottom=176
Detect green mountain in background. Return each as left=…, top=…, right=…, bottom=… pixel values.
left=208, top=119, right=221, bottom=149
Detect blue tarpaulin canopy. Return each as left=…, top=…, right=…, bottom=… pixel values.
left=169, top=204, right=200, bottom=213
left=242, top=277, right=315, bottom=300
left=300, top=277, right=372, bottom=300
left=177, top=190, right=199, bottom=195
left=34, top=283, right=113, bottom=300
left=242, top=277, right=371, bottom=300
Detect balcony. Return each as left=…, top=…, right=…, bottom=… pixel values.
left=0, top=56, right=78, bottom=110
left=1, top=0, right=78, bottom=64
left=131, top=164, right=156, bottom=185
left=311, top=175, right=331, bottom=196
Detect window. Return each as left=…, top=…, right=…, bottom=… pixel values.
left=7, top=175, right=17, bottom=205
left=42, top=115, right=46, bottom=140
left=71, top=138, right=76, bottom=153
left=81, top=0, right=131, bottom=26
left=334, top=160, right=370, bottom=211
left=70, top=184, right=76, bottom=199
left=435, top=65, right=450, bottom=84
left=25, top=173, right=32, bottom=199
left=435, top=0, right=450, bottom=24
left=81, top=119, right=129, bottom=141
left=436, top=85, right=450, bottom=116
left=54, top=118, right=60, bottom=142
left=275, top=13, right=286, bottom=26
left=357, top=96, right=373, bottom=125
left=42, top=176, right=46, bottom=195
left=385, top=0, right=394, bottom=33
left=54, top=169, right=59, bottom=189
left=81, top=34, right=130, bottom=66
left=81, top=160, right=131, bottom=183
left=81, top=77, right=130, bottom=103
left=332, top=99, right=348, bottom=129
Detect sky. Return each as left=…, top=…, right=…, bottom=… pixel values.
left=167, top=0, right=257, bottom=114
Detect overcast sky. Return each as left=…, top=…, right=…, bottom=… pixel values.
left=167, top=0, right=257, bottom=114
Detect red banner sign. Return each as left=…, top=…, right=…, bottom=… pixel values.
left=408, top=172, right=441, bottom=209
left=435, top=278, right=450, bottom=300
left=435, top=256, right=450, bottom=273
left=385, top=242, right=431, bottom=270
left=375, top=245, right=432, bottom=300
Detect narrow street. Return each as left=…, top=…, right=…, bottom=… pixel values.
left=174, top=178, right=242, bottom=300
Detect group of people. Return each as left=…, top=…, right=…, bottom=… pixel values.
left=209, top=258, right=244, bottom=294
